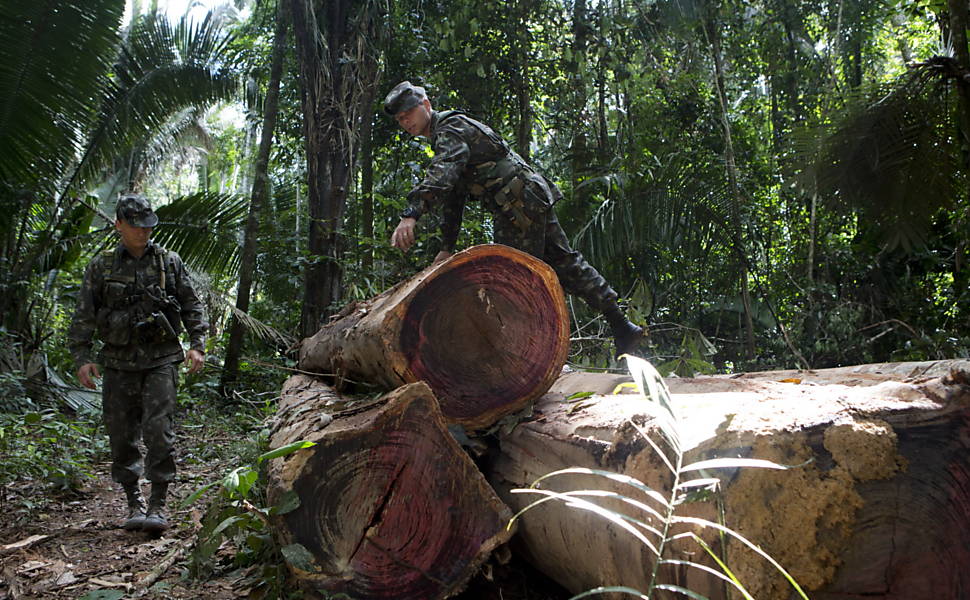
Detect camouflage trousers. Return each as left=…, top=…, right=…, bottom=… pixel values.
left=490, top=178, right=619, bottom=314
left=102, top=363, right=178, bottom=485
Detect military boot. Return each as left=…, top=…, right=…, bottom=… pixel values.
left=142, top=482, right=170, bottom=534
left=122, top=483, right=147, bottom=531
left=604, top=306, right=645, bottom=358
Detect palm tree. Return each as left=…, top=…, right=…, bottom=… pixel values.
left=0, top=0, right=243, bottom=366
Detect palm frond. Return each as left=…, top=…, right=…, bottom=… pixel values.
left=572, top=154, right=732, bottom=271
left=152, top=191, right=249, bottom=276
left=0, top=0, right=123, bottom=192
left=67, top=11, right=239, bottom=196
left=130, top=106, right=213, bottom=187
left=802, top=63, right=962, bottom=251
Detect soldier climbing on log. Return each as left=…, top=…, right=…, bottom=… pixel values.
left=384, top=81, right=645, bottom=357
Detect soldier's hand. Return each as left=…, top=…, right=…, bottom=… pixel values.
left=77, top=363, right=101, bottom=390
left=433, top=250, right=453, bottom=264
left=185, top=349, right=205, bottom=375
left=391, top=218, right=417, bottom=251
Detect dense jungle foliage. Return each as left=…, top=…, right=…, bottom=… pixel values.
left=0, top=0, right=968, bottom=572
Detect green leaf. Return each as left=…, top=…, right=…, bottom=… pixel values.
left=234, top=467, right=258, bottom=499
left=178, top=481, right=216, bottom=508
left=258, top=440, right=317, bottom=463
left=565, top=391, right=596, bottom=401
left=210, top=515, right=245, bottom=538
left=24, top=413, right=42, bottom=424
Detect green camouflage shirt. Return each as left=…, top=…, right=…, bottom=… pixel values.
left=68, top=241, right=207, bottom=371
left=406, top=110, right=553, bottom=250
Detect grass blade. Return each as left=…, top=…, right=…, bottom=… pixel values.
left=526, top=467, right=671, bottom=508
left=511, top=488, right=663, bottom=556
left=672, top=516, right=810, bottom=600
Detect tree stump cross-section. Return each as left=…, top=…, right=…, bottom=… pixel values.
left=266, top=375, right=514, bottom=599
left=299, top=244, right=570, bottom=430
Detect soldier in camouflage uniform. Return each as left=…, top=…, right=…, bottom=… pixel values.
left=68, top=195, right=207, bottom=534
left=385, top=81, right=644, bottom=356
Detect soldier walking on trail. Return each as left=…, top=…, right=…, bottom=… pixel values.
left=68, top=195, right=208, bottom=534
left=384, top=81, right=644, bottom=356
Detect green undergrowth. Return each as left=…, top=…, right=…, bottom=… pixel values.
left=0, top=407, right=108, bottom=521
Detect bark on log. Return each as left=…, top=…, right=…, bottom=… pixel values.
left=266, top=374, right=514, bottom=600
left=298, top=244, right=570, bottom=430
left=488, top=359, right=970, bottom=600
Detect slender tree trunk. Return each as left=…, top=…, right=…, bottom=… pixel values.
left=948, top=0, right=970, bottom=300
left=219, top=1, right=288, bottom=396
left=705, top=3, right=757, bottom=359
left=570, top=0, right=590, bottom=207
left=358, top=80, right=379, bottom=273
left=514, top=0, right=533, bottom=160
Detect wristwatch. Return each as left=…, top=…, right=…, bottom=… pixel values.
left=400, top=205, right=422, bottom=220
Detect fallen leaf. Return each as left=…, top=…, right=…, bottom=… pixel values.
left=17, top=560, right=49, bottom=575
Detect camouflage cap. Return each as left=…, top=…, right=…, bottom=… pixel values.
left=115, top=194, right=159, bottom=228
left=383, top=81, right=427, bottom=116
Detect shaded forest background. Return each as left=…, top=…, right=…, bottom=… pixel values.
left=0, top=0, right=969, bottom=592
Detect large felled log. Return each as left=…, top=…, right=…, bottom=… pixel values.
left=266, top=374, right=514, bottom=599
left=299, top=244, right=570, bottom=430
left=488, top=360, right=970, bottom=600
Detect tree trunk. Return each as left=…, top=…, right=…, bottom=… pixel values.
left=299, top=244, right=570, bottom=430
left=948, top=0, right=970, bottom=292
left=569, top=0, right=590, bottom=209
left=359, top=84, right=377, bottom=273
left=488, top=360, right=970, bottom=599
left=220, top=0, right=288, bottom=395
left=513, top=0, right=533, bottom=161
left=704, top=5, right=757, bottom=361
left=290, top=0, right=379, bottom=337
left=266, top=375, right=514, bottom=600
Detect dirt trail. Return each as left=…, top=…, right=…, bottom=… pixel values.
left=0, top=462, right=565, bottom=600
left=0, top=462, right=241, bottom=600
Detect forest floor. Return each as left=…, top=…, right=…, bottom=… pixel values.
left=0, top=426, right=569, bottom=600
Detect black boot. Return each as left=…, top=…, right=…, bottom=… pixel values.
left=142, top=482, right=170, bottom=534
left=122, top=483, right=147, bottom=531
left=604, top=305, right=645, bottom=358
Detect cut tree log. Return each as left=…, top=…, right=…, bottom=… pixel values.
left=488, top=359, right=970, bottom=600
left=298, top=244, right=570, bottom=430
left=265, top=374, right=514, bottom=600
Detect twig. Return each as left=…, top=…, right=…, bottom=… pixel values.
left=240, top=356, right=370, bottom=387
left=857, top=319, right=921, bottom=339
left=133, top=535, right=196, bottom=595
left=0, top=534, right=49, bottom=556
